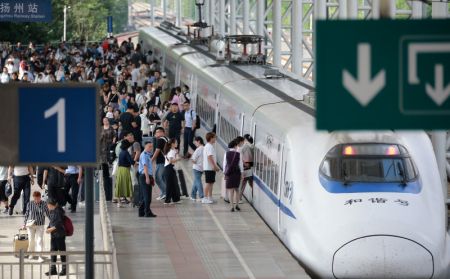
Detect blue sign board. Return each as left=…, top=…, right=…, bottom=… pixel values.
left=0, top=0, right=52, bottom=22
left=18, top=86, right=98, bottom=164
left=107, top=16, right=113, bottom=33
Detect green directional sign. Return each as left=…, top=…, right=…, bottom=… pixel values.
left=316, top=19, right=450, bottom=130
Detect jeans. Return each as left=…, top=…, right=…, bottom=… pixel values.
left=138, top=174, right=153, bottom=216
left=183, top=127, right=196, bottom=156
left=155, top=164, right=166, bottom=197
left=191, top=169, right=204, bottom=199
left=65, top=174, right=79, bottom=211
left=27, top=225, right=45, bottom=253
left=10, top=175, right=31, bottom=214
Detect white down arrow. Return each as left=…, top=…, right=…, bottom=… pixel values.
left=343, top=43, right=386, bottom=107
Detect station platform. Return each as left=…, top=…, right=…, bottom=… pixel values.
left=110, top=160, right=310, bottom=279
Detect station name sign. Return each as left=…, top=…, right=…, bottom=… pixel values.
left=0, top=0, right=51, bottom=22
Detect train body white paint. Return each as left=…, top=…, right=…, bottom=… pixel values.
left=139, top=26, right=450, bottom=279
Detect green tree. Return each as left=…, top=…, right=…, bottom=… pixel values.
left=0, top=0, right=128, bottom=44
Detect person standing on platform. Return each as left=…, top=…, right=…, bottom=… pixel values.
left=163, top=139, right=181, bottom=204
left=202, top=133, right=219, bottom=204
left=164, top=103, right=184, bottom=148
left=100, top=117, right=116, bottom=201
left=138, top=142, right=157, bottom=217
left=7, top=165, right=34, bottom=215
left=239, top=134, right=254, bottom=202
left=223, top=140, right=243, bottom=212
left=115, top=139, right=134, bottom=207
left=190, top=137, right=204, bottom=201
left=23, top=191, right=49, bottom=262
left=43, top=167, right=66, bottom=207
left=152, top=127, right=168, bottom=200
left=0, top=166, right=9, bottom=214
left=64, top=166, right=82, bottom=213
left=45, top=199, right=67, bottom=277
left=182, top=101, right=197, bottom=158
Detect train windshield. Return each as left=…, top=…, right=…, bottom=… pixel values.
left=320, top=144, right=418, bottom=183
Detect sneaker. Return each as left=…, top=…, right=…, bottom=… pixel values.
left=112, top=199, right=118, bottom=204
left=156, top=196, right=162, bottom=200
left=201, top=198, right=209, bottom=204
left=190, top=197, right=197, bottom=201
left=45, top=270, right=58, bottom=276
left=160, top=195, right=166, bottom=200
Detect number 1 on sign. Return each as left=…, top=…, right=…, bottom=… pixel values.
left=44, top=98, right=66, bottom=153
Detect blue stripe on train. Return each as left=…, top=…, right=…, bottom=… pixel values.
left=253, top=175, right=296, bottom=219
left=319, top=175, right=421, bottom=194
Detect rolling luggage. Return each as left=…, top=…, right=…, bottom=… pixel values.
left=177, top=169, right=189, bottom=197
left=13, top=229, right=29, bottom=256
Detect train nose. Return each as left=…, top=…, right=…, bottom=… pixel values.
left=332, top=235, right=434, bottom=279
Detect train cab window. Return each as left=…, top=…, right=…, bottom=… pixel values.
left=320, top=143, right=418, bottom=183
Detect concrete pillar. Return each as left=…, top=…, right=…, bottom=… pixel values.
left=219, top=0, right=225, bottom=36
left=347, top=0, right=358, bottom=19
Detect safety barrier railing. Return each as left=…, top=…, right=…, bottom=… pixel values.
left=0, top=250, right=113, bottom=279
left=98, top=171, right=120, bottom=279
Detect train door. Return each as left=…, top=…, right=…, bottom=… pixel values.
left=279, top=146, right=291, bottom=239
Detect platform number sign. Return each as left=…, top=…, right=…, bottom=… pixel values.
left=19, top=86, right=98, bottom=164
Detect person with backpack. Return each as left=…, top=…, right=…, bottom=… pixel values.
left=45, top=199, right=68, bottom=276
left=223, top=139, right=243, bottom=212
left=182, top=101, right=197, bottom=158
left=151, top=127, right=168, bottom=200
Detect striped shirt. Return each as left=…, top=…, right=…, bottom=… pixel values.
left=24, top=201, right=49, bottom=226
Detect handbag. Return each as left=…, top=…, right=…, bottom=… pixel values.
left=5, top=181, right=12, bottom=197
left=130, top=165, right=138, bottom=186
left=112, top=160, right=118, bottom=176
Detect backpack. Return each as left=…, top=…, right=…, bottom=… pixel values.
left=190, top=110, right=201, bottom=130
left=63, top=215, right=74, bottom=237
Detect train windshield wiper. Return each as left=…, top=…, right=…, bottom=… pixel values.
left=397, top=162, right=407, bottom=187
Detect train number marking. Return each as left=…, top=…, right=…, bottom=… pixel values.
left=344, top=198, right=409, bottom=206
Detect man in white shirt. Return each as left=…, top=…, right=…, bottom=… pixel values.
left=202, top=132, right=219, bottom=203
left=8, top=165, right=35, bottom=215
left=182, top=101, right=197, bottom=158
left=0, top=67, right=10, bottom=83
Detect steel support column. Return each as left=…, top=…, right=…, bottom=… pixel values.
left=347, top=0, right=357, bottom=19
left=272, top=0, right=282, bottom=67
left=411, top=2, right=423, bottom=19
left=163, top=0, right=167, bottom=21
left=176, top=0, right=182, bottom=26
left=292, top=0, right=303, bottom=75
left=219, top=0, right=225, bottom=35
left=256, top=0, right=264, bottom=37
left=339, top=0, right=348, bottom=19
left=151, top=0, right=155, bottom=26
left=205, top=0, right=210, bottom=24
left=210, top=0, right=216, bottom=28
left=243, top=0, right=250, bottom=35
left=230, top=0, right=237, bottom=35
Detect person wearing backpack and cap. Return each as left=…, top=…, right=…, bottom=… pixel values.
left=45, top=199, right=67, bottom=276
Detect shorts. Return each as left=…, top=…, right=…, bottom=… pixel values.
left=204, top=171, right=216, bottom=184
left=243, top=176, right=253, bottom=186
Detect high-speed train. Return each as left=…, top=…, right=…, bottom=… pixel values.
left=139, top=25, right=450, bottom=278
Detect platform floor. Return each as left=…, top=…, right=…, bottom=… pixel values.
left=110, top=161, right=310, bottom=279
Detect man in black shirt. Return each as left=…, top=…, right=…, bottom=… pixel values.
left=151, top=127, right=168, bottom=200
left=43, top=167, right=66, bottom=207
left=164, top=103, right=184, bottom=147
left=119, top=103, right=138, bottom=139
left=45, top=199, right=67, bottom=276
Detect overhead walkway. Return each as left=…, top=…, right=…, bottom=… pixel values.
left=110, top=160, right=310, bottom=279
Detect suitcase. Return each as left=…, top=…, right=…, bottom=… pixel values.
left=132, top=184, right=141, bottom=207
left=177, top=169, right=189, bottom=197
left=13, top=229, right=29, bottom=256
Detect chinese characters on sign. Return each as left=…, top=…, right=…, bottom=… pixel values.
left=345, top=198, right=409, bottom=206
left=0, top=0, right=51, bottom=22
